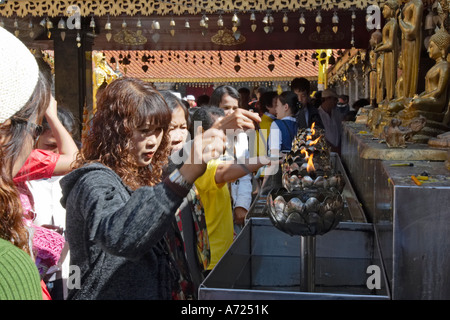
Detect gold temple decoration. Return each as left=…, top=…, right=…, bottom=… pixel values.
left=0, top=0, right=374, bottom=18
left=113, top=28, right=147, bottom=46
left=366, top=0, right=450, bottom=146
left=211, top=28, right=245, bottom=46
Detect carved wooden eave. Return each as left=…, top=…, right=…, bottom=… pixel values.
left=0, top=0, right=377, bottom=17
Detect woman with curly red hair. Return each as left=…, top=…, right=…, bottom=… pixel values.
left=60, top=77, right=225, bottom=300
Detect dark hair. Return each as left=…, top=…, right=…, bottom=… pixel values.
left=291, top=77, right=311, bottom=94
left=0, top=56, right=52, bottom=253
left=196, top=94, right=210, bottom=107
left=76, top=77, right=172, bottom=189
left=160, top=91, right=191, bottom=129
left=42, top=105, right=78, bottom=138
left=259, top=91, right=278, bottom=113
left=338, top=95, right=349, bottom=103
left=278, top=91, right=299, bottom=115
left=189, top=106, right=224, bottom=137
left=352, top=98, right=370, bottom=111
left=209, top=85, right=239, bottom=107
left=238, top=87, right=251, bottom=110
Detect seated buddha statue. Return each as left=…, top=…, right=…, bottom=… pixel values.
left=399, top=27, right=450, bottom=117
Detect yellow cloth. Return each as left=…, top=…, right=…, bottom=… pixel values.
left=194, top=159, right=234, bottom=270
left=252, top=113, right=274, bottom=157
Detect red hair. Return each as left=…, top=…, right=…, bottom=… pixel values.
left=76, top=77, right=172, bottom=189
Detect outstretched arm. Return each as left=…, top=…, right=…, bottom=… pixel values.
left=43, top=97, right=79, bottom=175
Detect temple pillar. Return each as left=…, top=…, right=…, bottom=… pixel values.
left=53, top=30, right=94, bottom=141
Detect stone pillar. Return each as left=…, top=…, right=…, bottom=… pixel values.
left=53, top=29, right=93, bottom=141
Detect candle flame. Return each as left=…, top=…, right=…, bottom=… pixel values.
left=310, top=136, right=321, bottom=145
left=307, top=152, right=315, bottom=173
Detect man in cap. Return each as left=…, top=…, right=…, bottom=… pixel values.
left=186, top=95, right=197, bottom=108
left=318, top=88, right=344, bottom=153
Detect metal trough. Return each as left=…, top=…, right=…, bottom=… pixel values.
left=199, top=154, right=389, bottom=300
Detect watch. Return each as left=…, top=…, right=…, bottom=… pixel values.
left=168, top=168, right=193, bottom=191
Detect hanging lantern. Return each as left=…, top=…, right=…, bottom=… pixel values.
left=122, top=20, right=127, bottom=29
left=200, top=16, right=206, bottom=27
left=283, top=13, right=289, bottom=32
left=185, top=19, right=190, bottom=28
left=13, top=18, right=19, bottom=37
left=299, top=12, right=306, bottom=25
left=137, top=18, right=142, bottom=28
left=46, top=18, right=53, bottom=38
left=315, top=11, right=322, bottom=24
left=46, top=18, right=53, bottom=29
left=299, top=12, right=305, bottom=34
left=332, top=11, right=339, bottom=33
left=58, top=18, right=66, bottom=41
left=76, top=32, right=81, bottom=48
left=169, top=17, right=176, bottom=36
left=90, top=16, right=96, bottom=35
left=105, top=16, right=112, bottom=30
left=28, top=19, right=35, bottom=38
left=250, top=11, right=256, bottom=22
left=58, top=18, right=66, bottom=30
left=232, top=12, right=239, bottom=24
left=217, top=15, right=224, bottom=27
left=152, top=20, right=160, bottom=30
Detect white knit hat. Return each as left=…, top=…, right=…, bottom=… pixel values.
left=0, top=27, right=39, bottom=124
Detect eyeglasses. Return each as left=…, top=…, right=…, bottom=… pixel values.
left=11, top=117, right=44, bottom=140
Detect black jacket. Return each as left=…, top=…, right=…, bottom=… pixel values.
left=295, top=103, right=324, bottom=130
left=60, top=163, right=188, bottom=300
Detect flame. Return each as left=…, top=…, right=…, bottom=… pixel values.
left=309, top=136, right=321, bottom=146
left=301, top=148, right=308, bottom=157
left=307, top=152, right=315, bottom=173
left=306, top=122, right=316, bottom=142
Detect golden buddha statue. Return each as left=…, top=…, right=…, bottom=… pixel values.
left=399, top=0, right=423, bottom=99
left=376, top=54, right=384, bottom=104
left=396, top=27, right=450, bottom=143
left=386, top=52, right=405, bottom=112
left=93, top=52, right=119, bottom=113
left=403, top=27, right=450, bottom=115
left=374, top=0, right=400, bottom=102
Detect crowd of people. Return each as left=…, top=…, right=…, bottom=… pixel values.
left=0, top=27, right=369, bottom=300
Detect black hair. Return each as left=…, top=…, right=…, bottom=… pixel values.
left=291, top=77, right=311, bottom=94
left=196, top=94, right=210, bottom=107
left=259, top=91, right=278, bottom=113
left=42, top=106, right=78, bottom=137
left=209, top=85, right=239, bottom=107
left=189, top=106, right=224, bottom=137
left=160, top=90, right=191, bottom=129
left=278, top=91, right=299, bottom=115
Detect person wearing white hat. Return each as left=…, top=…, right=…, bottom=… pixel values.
left=317, top=88, right=344, bottom=153
left=0, top=27, right=53, bottom=299
left=186, top=95, right=197, bottom=108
